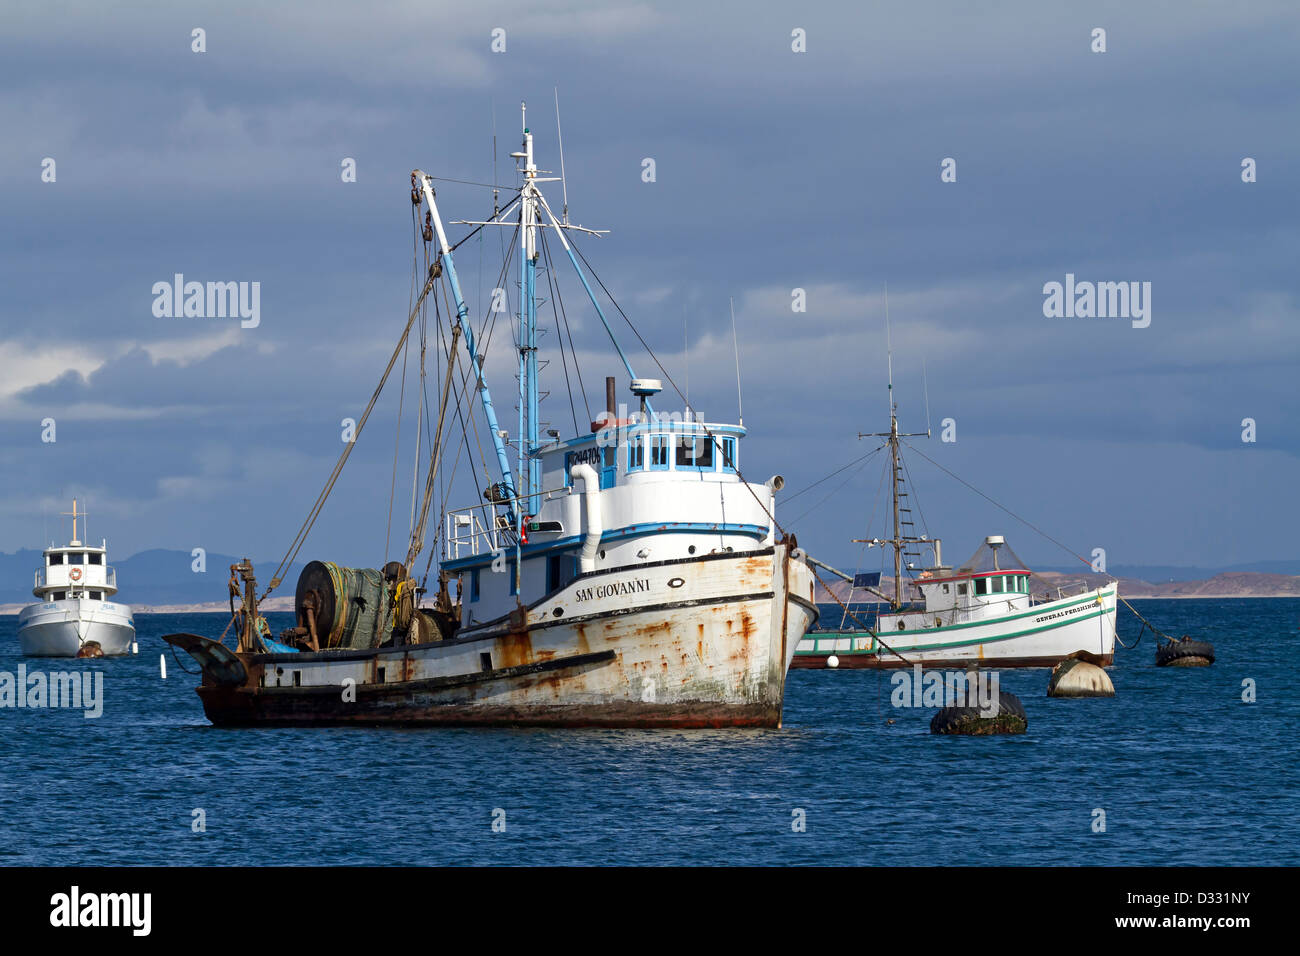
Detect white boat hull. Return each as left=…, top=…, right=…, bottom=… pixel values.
left=17, top=599, right=136, bottom=657
left=794, top=584, right=1117, bottom=669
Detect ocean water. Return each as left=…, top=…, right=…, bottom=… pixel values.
left=0, top=599, right=1294, bottom=866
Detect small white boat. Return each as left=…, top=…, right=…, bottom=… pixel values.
left=17, top=500, right=135, bottom=658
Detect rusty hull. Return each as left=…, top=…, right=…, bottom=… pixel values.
left=180, top=543, right=818, bottom=728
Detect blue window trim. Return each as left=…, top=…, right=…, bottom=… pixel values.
left=627, top=435, right=645, bottom=472
left=442, top=520, right=770, bottom=572
left=649, top=434, right=671, bottom=470
left=721, top=436, right=737, bottom=473
left=673, top=433, right=716, bottom=473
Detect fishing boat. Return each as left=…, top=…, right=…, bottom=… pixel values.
left=794, top=369, right=1117, bottom=669
left=18, top=500, right=136, bottom=658
left=163, top=103, right=818, bottom=727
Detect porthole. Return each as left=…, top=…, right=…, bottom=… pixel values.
left=552, top=607, right=564, bottom=617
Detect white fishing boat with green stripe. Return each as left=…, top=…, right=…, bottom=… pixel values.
left=795, top=356, right=1118, bottom=670
left=796, top=534, right=1117, bottom=669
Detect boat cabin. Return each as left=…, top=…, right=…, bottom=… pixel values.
left=32, top=502, right=120, bottom=603
left=879, top=535, right=1034, bottom=631
left=441, top=401, right=779, bottom=628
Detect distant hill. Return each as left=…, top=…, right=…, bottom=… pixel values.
left=0, top=548, right=305, bottom=608
left=815, top=570, right=1300, bottom=602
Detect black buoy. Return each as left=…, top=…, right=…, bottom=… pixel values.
left=930, top=690, right=1028, bottom=735
left=1155, top=635, right=1215, bottom=667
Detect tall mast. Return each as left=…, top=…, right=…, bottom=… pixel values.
left=516, top=103, right=541, bottom=514
left=890, top=410, right=902, bottom=606
left=856, top=292, right=929, bottom=609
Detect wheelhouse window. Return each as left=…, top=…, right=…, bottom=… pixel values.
left=721, top=437, right=737, bottom=472
left=53, top=591, right=66, bottom=601
left=974, top=578, right=987, bottom=596
left=675, top=434, right=714, bottom=469
left=650, top=435, right=671, bottom=469
left=627, top=435, right=645, bottom=471
left=66, top=552, right=84, bottom=565
left=992, top=576, right=1004, bottom=593
left=957, top=583, right=968, bottom=595
left=48, top=553, right=63, bottom=565
left=88, top=553, right=103, bottom=566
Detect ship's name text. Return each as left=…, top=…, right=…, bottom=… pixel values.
left=575, top=578, right=651, bottom=602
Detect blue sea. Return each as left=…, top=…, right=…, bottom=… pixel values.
left=0, top=599, right=1295, bottom=866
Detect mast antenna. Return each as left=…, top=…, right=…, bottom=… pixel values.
left=729, top=296, right=744, bottom=427
left=554, top=87, right=569, bottom=224
left=491, top=98, right=499, bottom=216
left=885, top=281, right=893, bottom=416
left=922, top=356, right=932, bottom=437
left=683, top=304, right=690, bottom=410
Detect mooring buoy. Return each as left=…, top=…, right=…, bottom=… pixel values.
left=1156, top=636, right=1215, bottom=667
left=1047, top=652, right=1115, bottom=697
left=826, top=654, right=840, bottom=668
left=930, top=690, right=1028, bottom=735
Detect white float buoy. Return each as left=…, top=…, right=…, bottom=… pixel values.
left=131, top=642, right=138, bottom=655
left=826, top=654, right=840, bottom=668
left=160, top=653, right=167, bottom=679
left=1047, top=654, right=1114, bottom=697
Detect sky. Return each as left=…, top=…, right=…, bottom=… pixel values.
left=1, top=0, right=1297, bottom=579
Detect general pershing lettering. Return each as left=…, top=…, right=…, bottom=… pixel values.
left=574, top=578, right=651, bottom=602
left=50, top=886, right=151, bottom=936
left=152, top=273, right=260, bottom=328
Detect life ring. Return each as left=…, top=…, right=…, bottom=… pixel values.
left=69, top=567, right=82, bottom=581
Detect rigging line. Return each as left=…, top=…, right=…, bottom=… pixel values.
left=809, top=564, right=913, bottom=665
left=567, top=237, right=786, bottom=537
left=442, top=272, right=491, bottom=488
left=551, top=241, right=592, bottom=426
left=901, top=439, right=1102, bottom=573
left=406, top=297, right=463, bottom=569
left=788, top=448, right=883, bottom=526
left=447, top=191, right=524, bottom=253
left=841, top=453, right=892, bottom=630
left=384, top=310, right=412, bottom=563
left=387, top=206, right=422, bottom=561
left=262, top=269, right=440, bottom=598
left=428, top=175, right=520, bottom=191
left=539, top=230, right=581, bottom=434
left=898, top=453, right=932, bottom=543
left=783, top=443, right=887, bottom=504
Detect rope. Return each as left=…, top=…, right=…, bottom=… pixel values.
left=262, top=271, right=440, bottom=599
left=568, top=237, right=787, bottom=538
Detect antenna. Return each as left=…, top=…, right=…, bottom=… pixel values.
left=884, top=281, right=893, bottom=417
left=683, top=304, right=689, bottom=409
left=729, top=296, right=744, bottom=427
left=554, top=87, right=569, bottom=224
left=922, top=357, right=932, bottom=437
left=491, top=98, right=499, bottom=216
